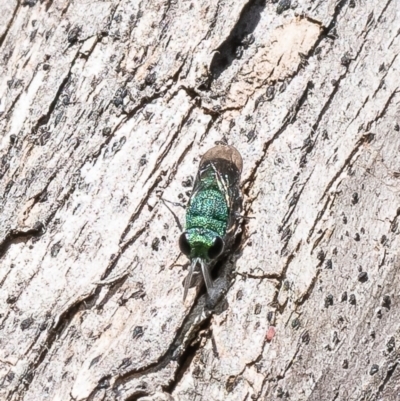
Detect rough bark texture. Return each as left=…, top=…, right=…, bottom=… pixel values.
left=0, top=0, right=400, bottom=400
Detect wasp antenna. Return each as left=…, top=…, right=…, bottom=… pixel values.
left=183, top=258, right=198, bottom=301
left=200, top=259, right=213, bottom=294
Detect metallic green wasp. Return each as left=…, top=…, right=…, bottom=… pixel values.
left=179, top=144, right=243, bottom=301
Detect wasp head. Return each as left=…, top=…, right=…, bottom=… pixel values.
left=179, top=228, right=224, bottom=300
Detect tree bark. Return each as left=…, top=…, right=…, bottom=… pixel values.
left=0, top=0, right=400, bottom=400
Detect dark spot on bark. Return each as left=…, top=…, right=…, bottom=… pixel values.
left=111, top=136, right=126, bottom=154
left=22, top=0, right=38, bottom=7
left=55, top=111, right=64, bottom=126
left=191, top=366, right=201, bottom=378
left=342, top=359, right=349, bottom=369
left=254, top=303, right=262, bottom=314
left=341, top=52, right=352, bottom=67
left=6, top=372, right=15, bottom=382
left=341, top=291, right=347, bottom=302
left=145, top=72, right=156, bottom=86
left=24, top=371, right=34, bottom=384
left=98, top=376, right=111, bottom=389
left=182, top=176, right=193, bottom=187
left=113, top=88, right=128, bottom=107
left=349, top=294, right=356, bottom=305
left=325, top=259, right=333, bottom=269
left=6, top=295, right=17, bottom=304
left=277, top=387, right=289, bottom=398
left=235, top=46, right=244, bottom=59
left=38, top=131, right=51, bottom=146
left=358, top=271, right=368, bottom=282
left=289, top=194, right=298, bottom=207
left=67, top=26, right=81, bottom=44
left=21, top=317, right=34, bottom=330
left=281, top=227, right=291, bottom=242
left=242, top=33, right=255, bottom=49
left=120, top=358, right=131, bottom=368
left=151, top=237, right=160, bottom=251
left=325, top=294, right=334, bottom=308
left=90, top=355, right=101, bottom=368
left=102, top=127, right=111, bottom=136
left=226, top=376, right=237, bottom=392
left=43, top=63, right=50, bottom=71
left=266, top=85, right=275, bottom=101
left=51, top=242, right=62, bottom=257
left=277, top=0, right=291, bottom=14
left=376, top=308, right=382, bottom=318
left=317, top=250, right=325, bottom=261
left=246, top=130, right=256, bottom=142
left=291, top=318, right=300, bottom=330
left=132, top=326, right=144, bottom=339
left=394, top=123, right=399, bottom=131
left=139, top=155, right=147, bottom=166
left=5, top=180, right=14, bottom=194
left=351, top=192, right=359, bottom=205
left=370, top=364, right=379, bottom=375
left=113, top=97, right=123, bottom=107
left=302, top=137, right=314, bottom=153
left=382, top=295, right=391, bottom=308
left=30, top=29, right=38, bottom=42
left=386, top=337, right=395, bottom=352
left=354, top=233, right=360, bottom=241
left=301, top=331, right=310, bottom=344
left=364, top=132, right=375, bottom=143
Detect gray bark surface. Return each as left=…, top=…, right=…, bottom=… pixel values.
left=0, top=0, right=399, bottom=400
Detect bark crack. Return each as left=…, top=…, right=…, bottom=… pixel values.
left=0, top=2, right=19, bottom=50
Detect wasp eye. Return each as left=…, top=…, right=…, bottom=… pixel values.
left=179, top=232, right=191, bottom=256
left=208, top=236, right=224, bottom=259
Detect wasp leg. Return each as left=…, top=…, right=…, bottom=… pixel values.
left=161, top=198, right=184, bottom=231
left=234, top=212, right=255, bottom=220
left=161, top=197, right=186, bottom=209
left=183, top=258, right=199, bottom=301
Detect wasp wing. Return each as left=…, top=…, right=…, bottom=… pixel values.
left=198, top=145, right=243, bottom=236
